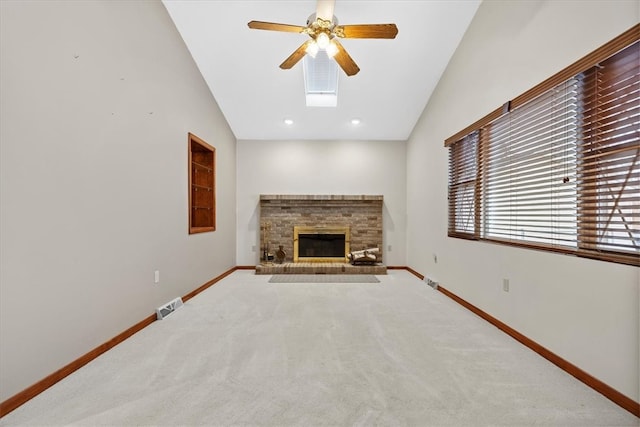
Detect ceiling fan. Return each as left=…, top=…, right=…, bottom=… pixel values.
left=248, top=0, right=398, bottom=76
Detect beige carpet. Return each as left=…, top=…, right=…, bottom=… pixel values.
left=1, top=270, right=637, bottom=426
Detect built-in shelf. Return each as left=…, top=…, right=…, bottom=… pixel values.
left=191, top=161, right=213, bottom=171
left=188, top=133, right=215, bottom=234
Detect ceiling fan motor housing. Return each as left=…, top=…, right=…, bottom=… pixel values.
left=306, top=13, right=338, bottom=27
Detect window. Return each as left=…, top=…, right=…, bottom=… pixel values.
left=188, top=133, right=215, bottom=234
left=448, top=131, right=478, bottom=238
left=578, top=46, right=639, bottom=260
left=482, top=78, right=579, bottom=248
left=447, top=25, right=639, bottom=266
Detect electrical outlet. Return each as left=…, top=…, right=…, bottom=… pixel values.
left=503, top=278, right=509, bottom=292
left=388, top=245, right=392, bottom=252
left=433, top=253, right=438, bottom=263
left=154, top=270, right=160, bottom=284
left=252, top=245, right=257, bottom=252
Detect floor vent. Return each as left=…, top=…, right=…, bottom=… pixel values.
left=425, top=277, right=439, bottom=290
left=156, top=297, right=183, bottom=320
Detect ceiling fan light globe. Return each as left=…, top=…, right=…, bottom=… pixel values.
left=325, top=41, right=338, bottom=58
left=316, top=32, right=330, bottom=49
left=305, top=41, right=319, bottom=58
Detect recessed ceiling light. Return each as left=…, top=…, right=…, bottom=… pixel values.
left=351, top=118, right=361, bottom=125
left=284, top=119, right=294, bottom=125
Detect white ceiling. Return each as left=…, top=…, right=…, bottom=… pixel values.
left=162, top=1, right=480, bottom=141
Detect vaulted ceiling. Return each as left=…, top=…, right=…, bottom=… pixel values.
left=162, top=1, right=480, bottom=141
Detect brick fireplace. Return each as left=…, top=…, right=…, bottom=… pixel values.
left=257, top=195, right=385, bottom=274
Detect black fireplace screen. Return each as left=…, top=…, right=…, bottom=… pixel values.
left=298, top=234, right=345, bottom=257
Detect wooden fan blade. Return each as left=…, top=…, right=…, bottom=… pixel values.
left=337, top=24, right=398, bottom=39
left=332, top=39, right=360, bottom=76
left=316, top=0, right=335, bottom=21
left=280, top=40, right=313, bottom=69
left=247, top=21, right=306, bottom=33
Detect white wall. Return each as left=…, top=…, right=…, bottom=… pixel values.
left=236, top=140, right=407, bottom=266
left=407, top=0, right=639, bottom=401
left=0, top=1, right=236, bottom=401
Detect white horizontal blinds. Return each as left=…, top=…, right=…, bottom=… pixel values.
left=481, top=79, right=579, bottom=247
left=578, top=42, right=640, bottom=261
left=448, top=131, right=478, bottom=238
left=446, top=26, right=639, bottom=265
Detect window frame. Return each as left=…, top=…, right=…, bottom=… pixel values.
left=446, top=25, right=639, bottom=266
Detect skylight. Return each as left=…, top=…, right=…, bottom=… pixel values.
left=303, top=50, right=338, bottom=107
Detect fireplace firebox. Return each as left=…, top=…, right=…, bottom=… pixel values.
left=299, top=234, right=345, bottom=257
left=293, top=226, right=350, bottom=263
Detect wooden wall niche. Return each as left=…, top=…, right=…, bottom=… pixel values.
left=188, top=133, right=215, bottom=234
